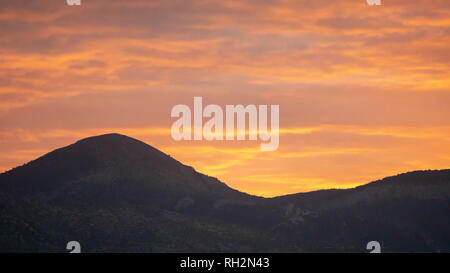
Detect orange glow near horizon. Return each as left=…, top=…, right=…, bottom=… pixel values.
left=0, top=0, right=449, bottom=197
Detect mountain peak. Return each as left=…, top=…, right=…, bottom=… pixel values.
left=75, top=133, right=134, bottom=143
left=72, top=133, right=164, bottom=156
left=0, top=133, right=242, bottom=205
left=0, top=133, right=181, bottom=195
left=74, top=133, right=150, bottom=147
left=49, top=132, right=177, bottom=166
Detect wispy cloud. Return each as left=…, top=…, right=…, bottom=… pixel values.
left=0, top=0, right=449, bottom=196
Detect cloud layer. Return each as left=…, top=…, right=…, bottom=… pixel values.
left=1, top=0, right=449, bottom=196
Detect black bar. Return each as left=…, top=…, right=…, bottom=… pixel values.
left=0, top=253, right=447, bottom=272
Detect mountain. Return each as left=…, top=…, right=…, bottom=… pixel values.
left=0, top=133, right=449, bottom=252
left=0, top=134, right=254, bottom=212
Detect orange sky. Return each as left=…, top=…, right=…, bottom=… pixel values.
left=0, top=0, right=449, bottom=197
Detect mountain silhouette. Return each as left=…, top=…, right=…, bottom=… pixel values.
left=0, top=134, right=251, bottom=211
left=0, top=133, right=449, bottom=252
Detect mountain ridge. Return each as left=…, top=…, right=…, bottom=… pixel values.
left=0, top=133, right=449, bottom=252
left=2, top=133, right=447, bottom=199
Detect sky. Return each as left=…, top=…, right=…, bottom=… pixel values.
left=0, top=0, right=449, bottom=197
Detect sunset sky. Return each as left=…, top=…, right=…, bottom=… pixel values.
left=0, top=0, right=449, bottom=197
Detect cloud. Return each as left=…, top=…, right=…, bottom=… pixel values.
left=0, top=0, right=449, bottom=196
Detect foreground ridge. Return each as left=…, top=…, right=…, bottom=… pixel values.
left=0, top=134, right=449, bottom=252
